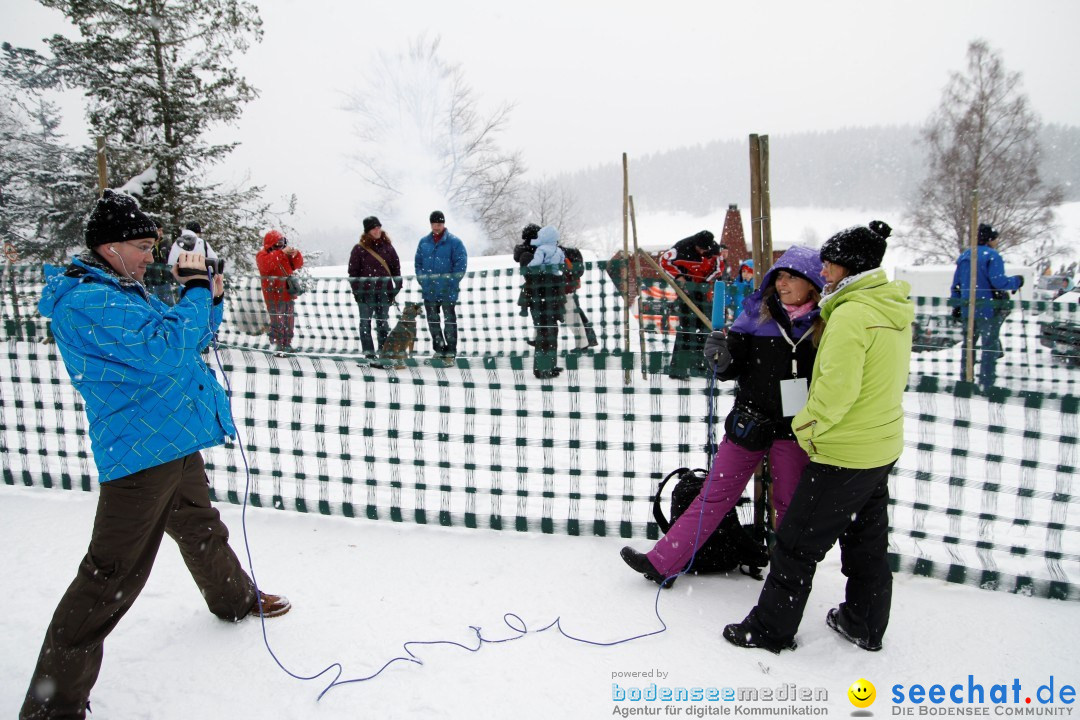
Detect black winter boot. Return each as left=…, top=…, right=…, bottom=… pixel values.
left=826, top=607, right=882, bottom=651
left=722, top=621, right=797, bottom=654
left=620, top=547, right=676, bottom=589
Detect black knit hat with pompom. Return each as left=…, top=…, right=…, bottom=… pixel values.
left=85, top=189, right=158, bottom=249
left=819, top=220, right=892, bottom=275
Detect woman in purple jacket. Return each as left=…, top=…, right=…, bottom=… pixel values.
left=349, top=216, right=403, bottom=357
left=621, top=246, right=824, bottom=587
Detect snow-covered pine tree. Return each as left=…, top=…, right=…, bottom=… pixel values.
left=0, top=77, right=90, bottom=263
left=2, top=0, right=285, bottom=269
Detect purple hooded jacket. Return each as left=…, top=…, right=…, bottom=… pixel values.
left=719, top=245, right=824, bottom=433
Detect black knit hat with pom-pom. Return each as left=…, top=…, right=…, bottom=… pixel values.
left=819, top=220, right=892, bottom=275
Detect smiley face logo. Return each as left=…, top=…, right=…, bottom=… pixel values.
left=848, top=678, right=876, bottom=708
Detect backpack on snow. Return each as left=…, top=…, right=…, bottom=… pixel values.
left=651, top=467, right=770, bottom=579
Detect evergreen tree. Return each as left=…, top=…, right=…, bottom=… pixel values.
left=0, top=77, right=91, bottom=263
left=905, top=40, right=1064, bottom=265
left=2, top=0, right=281, bottom=269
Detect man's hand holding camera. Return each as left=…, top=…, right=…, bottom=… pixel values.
left=172, top=252, right=225, bottom=299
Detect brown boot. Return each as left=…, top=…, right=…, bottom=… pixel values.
left=250, top=591, right=291, bottom=618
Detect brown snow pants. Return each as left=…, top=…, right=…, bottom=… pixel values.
left=19, top=452, right=256, bottom=720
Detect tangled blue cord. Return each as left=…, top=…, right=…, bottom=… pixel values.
left=209, top=313, right=720, bottom=701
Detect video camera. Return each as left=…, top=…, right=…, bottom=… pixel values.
left=177, top=257, right=225, bottom=277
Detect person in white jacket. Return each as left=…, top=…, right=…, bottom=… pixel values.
left=167, top=221, right=218, bottom=267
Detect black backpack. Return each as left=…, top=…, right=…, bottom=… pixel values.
left=651, top=467, right=770, bottom=579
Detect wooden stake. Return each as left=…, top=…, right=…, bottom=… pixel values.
left=749, top=135, right=763, bottom=286
left=759, top=135, right=773, bottom=276
left=622, top=153, right=632, bottom=385
left=96, top=136, right=108, bottom=196
left=965, top=189, right=979, bottom=384
left=629, top=196, right=648, bottom=379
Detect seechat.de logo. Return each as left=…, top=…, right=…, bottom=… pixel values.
left=848, top=678, right=877, bottom=709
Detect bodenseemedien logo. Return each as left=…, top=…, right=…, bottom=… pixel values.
left=848, top=678, right=876, bottom=709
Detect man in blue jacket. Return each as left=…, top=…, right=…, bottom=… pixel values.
left=415, top=210, right=468, bottom=364
left=22, top=190, right=289, bottom=720
left=950, top=223, right=1024, bottom=390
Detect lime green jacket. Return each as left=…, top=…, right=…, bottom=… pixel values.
left=792, top=269, right=914, bottom=469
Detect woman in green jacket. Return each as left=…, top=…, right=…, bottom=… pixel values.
left=724, top=220, right=913, bottom=654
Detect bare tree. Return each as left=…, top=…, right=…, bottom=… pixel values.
left=904, top=40, right=1064, bottom=265
left=522, top=176, right=581, bottom=246
left=345, top=36, right=525, bottom=254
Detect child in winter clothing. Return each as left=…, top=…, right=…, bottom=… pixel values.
left=621, top=245, right=824, bottom=587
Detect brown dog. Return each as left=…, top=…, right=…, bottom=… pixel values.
left=373, top=302, right=423, bottom=369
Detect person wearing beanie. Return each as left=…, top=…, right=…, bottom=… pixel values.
left=724, top=220, right=913, bottom=655
left=415, top=210, right=468, bottom=365
left=950, top=222, right=1023, bottom=390
left=621, top=246, right=825, bottom=590
left=255, top=228, right=305, bottom=354
left=349, top=216, right=402, bottom=357
left=26, top=191, right=289, bottom=718
left=526, top=225, right=567, bottom=379
left=513, top=223, right=543, bottom=319
left=659, top=229, right=725, bottom=379
left=727, top=258, right=756, bottom=321
left=167, top=219, right=217, bottom=268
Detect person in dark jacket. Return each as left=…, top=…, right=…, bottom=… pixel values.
left=24, top=190, right=289, bottom=720
left=660, top=230, right=724, bottom=379
left=950, top=223, right=1024, bottom=390
left=513, top=223, right=542, bottom=318
left=723, top=220, right=913, bottom=655
left=415, top=210, right=468, bottom=363
left=349, top=216, right=403, bottom=357
left=527, top=225, right=567, bottom=378
left=562, top=245, right=598, bottom=351
left=621, top=245, right=823, bottom=587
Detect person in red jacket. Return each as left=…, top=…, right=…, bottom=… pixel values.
left=659, top=230, right=724, bottom=379
left=256, top=229, right=304, bottom=354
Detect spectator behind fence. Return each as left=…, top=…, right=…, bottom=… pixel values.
left=562, top=244, right=598, bottom=352
left=415, top=210, right=467, bottom=365
left=142, top=216, right=176, bottom=305
left=660, top=230, right=724, bottom=379
left=256, top=229, right=304, bottom=355
left=620, top=246, right=823, bottom=587
left=26, top=190, right=289, bottom=720
left=527, top=225, right=567, bottom=379
left=349, top=216, right=402, bottom=358
left=724, top=220, right=912, bottom=655
left=168, top=220, right=218, bottom=267
left=727, top=259, right=755, bottom=322
left=514, top=223, right=542, bottom=319
left=950, top=223, right=1023, bottom=392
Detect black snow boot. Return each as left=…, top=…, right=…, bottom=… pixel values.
left=620, top=547, right=676, bottom=589
left=722, top=621, right=797, bottom=654
left=826, top=607, right=882, bottom=652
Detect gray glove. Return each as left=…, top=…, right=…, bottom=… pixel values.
left=703, top=330, right=732, bottom=373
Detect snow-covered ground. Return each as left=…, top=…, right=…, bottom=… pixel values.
left=2, top=486, right=1077, bottom=719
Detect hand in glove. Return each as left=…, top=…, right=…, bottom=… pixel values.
left=703, top=330, right=732, bottom=373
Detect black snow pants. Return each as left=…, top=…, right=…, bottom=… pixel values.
left=744, top=460, right=895, bottom=647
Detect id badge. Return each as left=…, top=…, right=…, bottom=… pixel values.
left=780, top=378, right=809, bottom=416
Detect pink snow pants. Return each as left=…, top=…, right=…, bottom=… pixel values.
left=646, top=436, right=809, bottom=577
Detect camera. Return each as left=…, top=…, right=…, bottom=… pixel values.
left=176, top=257, right=225, bottom=277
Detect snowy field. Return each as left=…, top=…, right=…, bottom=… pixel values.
left=1, top=486, right=1077, bottom=719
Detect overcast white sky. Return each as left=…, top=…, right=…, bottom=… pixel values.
left=5, top=0, right=1080, bottom=245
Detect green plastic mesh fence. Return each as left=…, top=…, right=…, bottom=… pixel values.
left=2, top=261, right=1078, bottom=600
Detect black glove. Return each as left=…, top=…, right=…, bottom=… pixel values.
left=703, top=330, right=732, bottom=373
left=1016, top=275, right=1025, bottom=288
